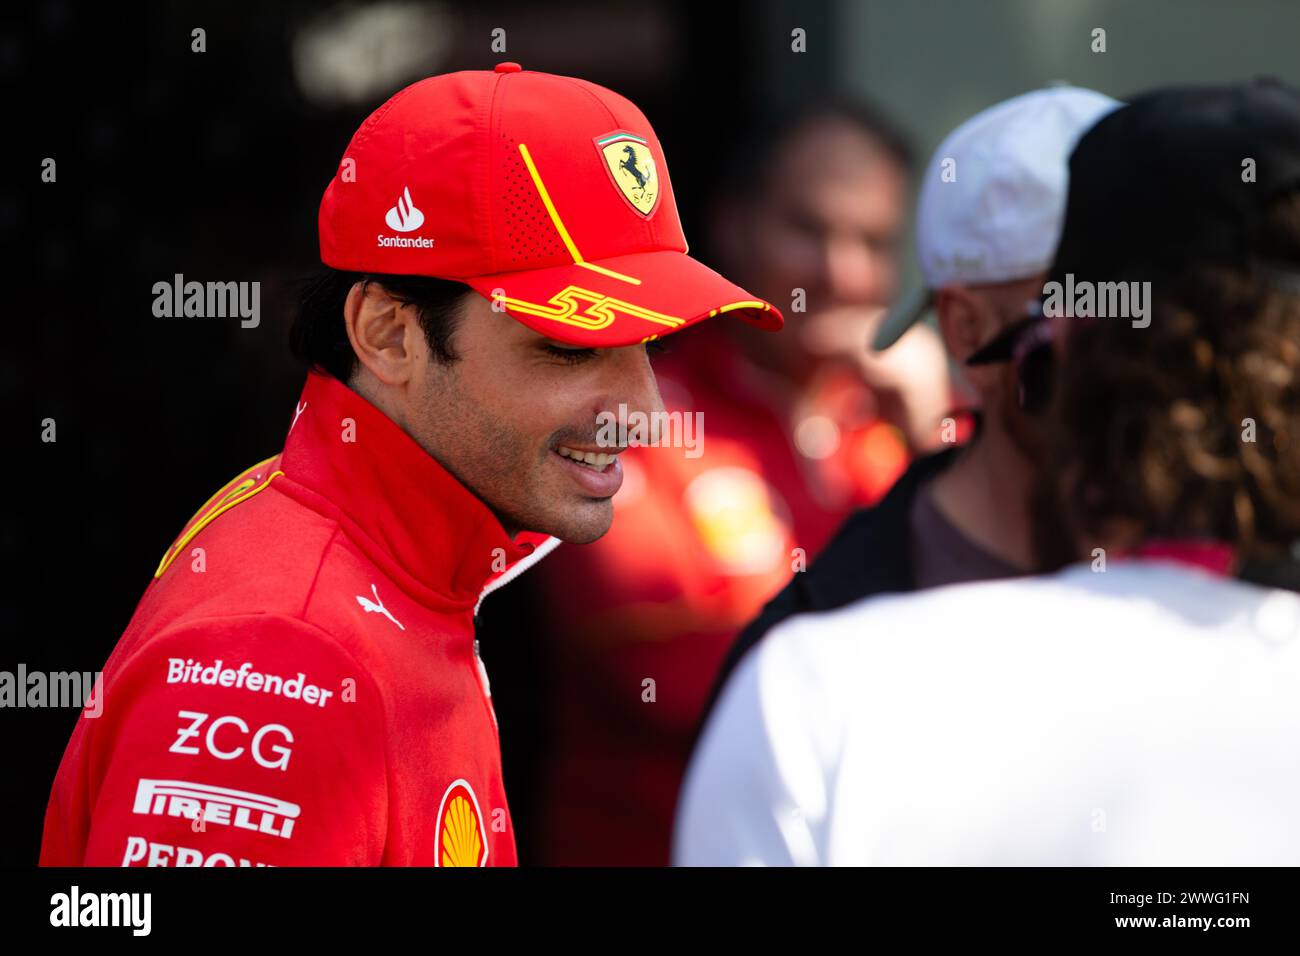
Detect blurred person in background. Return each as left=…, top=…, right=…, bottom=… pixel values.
left=705, top=87, right=1119, bottom=714
left=706, top=99, right=955, bottom=472
left=524, top=98, right=949, bottom=866
left=678, top=80, right=1300, bottom=866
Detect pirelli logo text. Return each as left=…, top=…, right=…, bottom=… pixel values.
left=132, top=779, right=300, bottom=840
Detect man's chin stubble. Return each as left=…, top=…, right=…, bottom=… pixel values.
left=491, top=496, right=613, bottom=545
left=549, top=498, right=614, bottom=544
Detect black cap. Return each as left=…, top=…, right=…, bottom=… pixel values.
left=1049, top=79, right=1300, bottom=287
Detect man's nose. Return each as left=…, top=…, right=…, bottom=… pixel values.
left=605, top=344, right=665, bottom=420
left=631, top=346, right=666, bottom=417
left=824, top=238, right=889, bottom=305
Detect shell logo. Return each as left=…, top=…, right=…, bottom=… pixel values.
left=435, top=779, right=488, bottom=867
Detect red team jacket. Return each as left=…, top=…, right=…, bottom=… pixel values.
left=41, top=372, right=553, bottom=866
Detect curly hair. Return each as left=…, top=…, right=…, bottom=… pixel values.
left=1047, top=190, right=1300, bottom=562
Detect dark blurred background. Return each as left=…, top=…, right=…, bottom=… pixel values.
left=5, top=0, right=1300, bottom=867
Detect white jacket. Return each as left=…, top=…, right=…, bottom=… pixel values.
left=676, top=561, right=1300, bottom=865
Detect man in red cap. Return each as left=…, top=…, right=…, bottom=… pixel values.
left=39, top=63, right=779, bottom=867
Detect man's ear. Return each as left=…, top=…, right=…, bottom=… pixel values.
left=937, top=284, right=1005, bottom=392
left=343, top=281, right=425, bottom=386
left=934, top=285, right=988, bottom=366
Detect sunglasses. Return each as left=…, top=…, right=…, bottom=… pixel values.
left=964, top=297, right=1057, bottom=412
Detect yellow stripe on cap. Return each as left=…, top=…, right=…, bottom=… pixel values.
left=517, top=143, right=642, bottom=286
left=576, top=261, right=641, bottom=285
left=709, top=300, right=771, bottom=317
left=518, top=143, right=582, bottom=264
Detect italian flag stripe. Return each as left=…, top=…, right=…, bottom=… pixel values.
left=597, top=132, right=647, bottom=146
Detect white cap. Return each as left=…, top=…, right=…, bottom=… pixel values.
left=874, top=86, right=1120, bottom=350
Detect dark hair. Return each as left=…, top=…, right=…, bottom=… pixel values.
left=1046, top=190, right=1300, bottom=562
left=785, top=96, right=915, bottom=171
left=289, top=269, right=472, bottom=381
left=720, top=96, right=914, bottom=201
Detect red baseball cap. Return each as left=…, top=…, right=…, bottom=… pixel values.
left=318, top=63, right=783, bottom=347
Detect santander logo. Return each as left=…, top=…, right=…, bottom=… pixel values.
left=377, top=186, right=434, bottom=249
left=384, top=187, right=425, bottom=232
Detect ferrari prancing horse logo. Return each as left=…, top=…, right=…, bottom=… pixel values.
left=595, top=130, right=659, bottom=218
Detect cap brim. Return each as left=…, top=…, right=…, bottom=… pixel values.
left=872, top=286, right=931, bottom=351
left=464, top=250, right=783, bottom=347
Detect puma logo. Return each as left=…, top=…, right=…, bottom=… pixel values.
left=356, top=584, right=405, bottom=631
